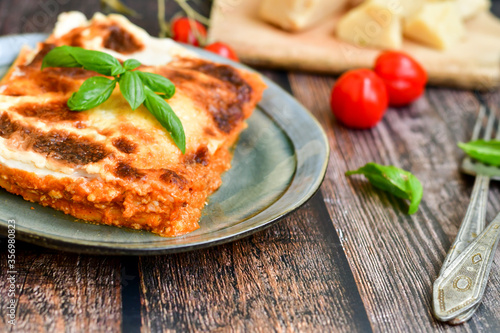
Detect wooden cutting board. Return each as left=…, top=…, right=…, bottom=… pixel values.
left=208, top=0, right=500, bottom=90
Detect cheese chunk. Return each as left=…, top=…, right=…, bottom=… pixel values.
left=457, top=0, right=491, bottom=20
left=259, top=0, right=349, bottom=32
left=349, top=0, right=423, bottom=17
left=404, top=1, right=464, bottom=50
left=337, top=0, right=403, bottom=49
left=426, top=0, right=491, bottom=20
left=399, top=0, right=424, bottom=17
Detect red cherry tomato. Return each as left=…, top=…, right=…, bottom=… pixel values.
left=204, top=42, right=239, bottom=62
left=171, top=17, right=206, bottom=46
left=330, top=69, right=388, bottom=129
left=374, top=51, right=427, bottom=107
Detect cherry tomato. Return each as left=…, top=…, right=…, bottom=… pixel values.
left=330, top=69, right=388, bottom=129
left=374, top=51, right=427, bottom=107
left=204, top=42, right=239, bottom=62
left=171, top=17, right=206, bottom=46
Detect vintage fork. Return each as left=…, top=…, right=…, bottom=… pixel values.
left=433, top=209, right=500, bottom=322
left=433, top=104, right=500, bottom=323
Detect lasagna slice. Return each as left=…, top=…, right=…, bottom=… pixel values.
left=0, top=12, right=266, bottom=237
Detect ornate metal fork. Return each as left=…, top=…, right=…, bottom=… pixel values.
left=433, top=104, right=500, bottom=323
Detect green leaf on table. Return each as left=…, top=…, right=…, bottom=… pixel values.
left=68, top=76, right=116, bottom=111
left=137, top=71, right=175, bottom=99
left=119, top=71, right=145, bottom=110
left=458, top=140, right=500, bottom=166
left=143, top=87, right=185, bottom=154
left=346, top=163, right=423, bottom=214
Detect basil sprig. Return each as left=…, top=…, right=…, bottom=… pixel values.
left=458, top=140, right=500, bottom=166
left=41, top=46, right=185, bottom=153
left=346, top=163, right=423, bottom=214
left=67, top=76, right=116, bottom=111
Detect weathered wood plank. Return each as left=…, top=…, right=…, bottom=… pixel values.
left=139, top=192, right=373, bottom=333
left=0, top=240, right=123, bottom=332
left=121, top=256, right=142, bottom=332
left=288, top=72, right=500, bottom=332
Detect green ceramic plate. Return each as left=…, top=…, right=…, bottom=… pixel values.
left=0, top=34, right=329, bottom=255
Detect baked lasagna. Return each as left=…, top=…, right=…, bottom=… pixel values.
left=0, top=12, right=266, bottom=237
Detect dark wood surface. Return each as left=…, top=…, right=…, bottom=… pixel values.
left=0, top=0, right=500, bottom=332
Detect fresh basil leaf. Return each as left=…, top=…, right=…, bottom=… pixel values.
left=123, top=59, right=141, bottom=71
left=41, top=45, right=80, bottom=70
left=137, top=71, right=175, bottom=99
left=119, top=71, right=145, bottom=110
left=68, top=47, right=125, bottom=76
left=43, top=46, right=125, bottom=76
left=458, top=140, right=500, bottom=166
left=68, top=77, right=116, bottom=111
left=110, top=64, right=126, bottom=76
left=346, top=163, right=423, bottom=214
left=143, top=87, right=185, bottom=153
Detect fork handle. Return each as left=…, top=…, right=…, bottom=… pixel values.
left=435, top=175, right=489, bottom=324
left=433, top=214, right=500, bottom=321
left=440, top=175, right=489, bottom=274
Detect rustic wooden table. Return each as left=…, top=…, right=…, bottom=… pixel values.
left=1, top=0, right=500, bottom=332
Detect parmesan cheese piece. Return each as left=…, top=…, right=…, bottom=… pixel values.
left=337, top=0, right=403, bottom=49
left=348, top=0, right=423, bottom=18
left=259, top=0, right=349, bottom=32
left=404, top=1, right=464, bottom=50
left=425, top=0, right=490, bottom=20
left=456, top=0, right=491, bottom=20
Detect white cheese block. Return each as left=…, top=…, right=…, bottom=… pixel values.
left=457, top=0, right=491, bottom=20
left=337, top=0, right=403, bottom=49
left=348, top=0, right=424, bottom=17
left=259, top=0, right=349, bottom=32
left=404, top=1, right=464, bottom=50
left=425, top=0, right=490, bottom=20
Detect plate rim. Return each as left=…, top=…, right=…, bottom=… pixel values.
left=0, top=33, right=330, bottom=255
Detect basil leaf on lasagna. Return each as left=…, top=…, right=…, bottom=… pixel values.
left=68, top=47, right=125, bottom=76
left=68, top=76, right=117, bottom=111
left=43, top=46, right=125, bottom=76
left=137, top=71, right=176, bottom=99
left=119, top=71, right=145, bottom=110
left=123, top=59, right=141, bottom=71
left=41, top=45, right=80, bottom=69
left=144, top=87, right=186, bottom=154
